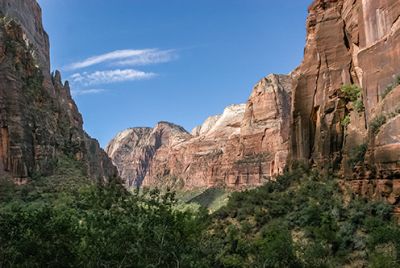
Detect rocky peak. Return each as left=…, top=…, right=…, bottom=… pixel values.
left=199, top=114, right=222, bottom=135
left=105, top=127, right=153, bottom=158
left=190, top=126, right=201, bottom=137
left=243, top=74, right=291, bottom=131
left=147, top=121, right=188, bottom=149
left=105, top=122, right=188, bottom=187
left=206, top=104, right=246, bottom=137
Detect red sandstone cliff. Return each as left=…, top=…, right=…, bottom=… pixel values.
left=289, top=0, right=400, bottom=207
left=138, top=74, right=292, bottom=188
left=0, top=0, right=117, bottom=181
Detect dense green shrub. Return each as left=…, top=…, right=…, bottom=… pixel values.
left=342, top=84, right=362, bottom=101
left=341, top=115, right=350, bottom=127
left=252, top=225, right=301, bottom=268
left=348, top=143, right=368, bottom=167
left=353, top=99, right=365, bottom=114
left=1, top=163, right=400, bottom=267
left=0, top=176, right=208, bottom=268
left=342, top=84, right=365, bottom=114
left=370, top=114, right=387, bottom=135
left=0, top=13, right=12, bottom=26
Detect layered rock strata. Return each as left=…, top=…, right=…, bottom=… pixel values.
left=105, top=122, right=188, bottom=187
left=0, top=0, right=117, bottom=181
left=139, top=74, right=292, bottom=188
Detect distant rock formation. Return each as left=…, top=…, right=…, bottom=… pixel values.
left=129, top=74, right=291, bottom=188
left=0, top=0, right=117, bottom=181
left=108, top=0, right=400, bottom=208
left=105, top=122, right=188, bottom=187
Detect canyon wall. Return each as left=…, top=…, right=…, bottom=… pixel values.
left=289, top=0, right=400, bottom=208
left=108, top=0, right=400, bottom=197
left=0, top=0, right=117, bottom=181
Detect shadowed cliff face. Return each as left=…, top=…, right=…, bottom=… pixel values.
left=139, top=74, right=292, bottom=189
left=0, top=0, right=117, bottom=181
left=289, top=0, right=400, bottom=211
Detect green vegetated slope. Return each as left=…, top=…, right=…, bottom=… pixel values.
left=2, top=164, right=400, bottom=267
left=143, top=185, right=233, bottom=212
left=133, top=174, right=235, bottom=211
left=186, top=187, right=232, bottom=210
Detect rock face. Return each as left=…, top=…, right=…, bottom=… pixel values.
left=105, top=122, right=188, bottom=187
left=140, top=74, right=292, bottom=188
left=288, top=0, right=400, bottom=210
left=0, top=0, right=54, bottom=100
left=0, top=0, right=117, bottom=181
left=199, top=114, right=222, bottom=135
left=190, top=126, right=201, bottom=137
left=350, top=85, right=400, bottom=214
left=107, top=0, right=400, bottom=199
left=289, top=0, right=400, bottom=166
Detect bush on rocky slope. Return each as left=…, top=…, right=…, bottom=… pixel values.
left=382, top=76, right=400, bottom=100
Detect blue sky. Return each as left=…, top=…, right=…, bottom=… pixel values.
left=36, top=0, right=311, bottom=148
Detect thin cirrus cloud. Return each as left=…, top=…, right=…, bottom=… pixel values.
left=71, top=69, right=156, bottom=86
left=65, top=48, right=177, bottom=70
left=71, top=89, right=106, bottom=96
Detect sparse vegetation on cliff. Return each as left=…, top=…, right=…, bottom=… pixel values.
left=381, top=76, right=400, bottom=100
left=234, top=153, right=270, bottom=165
left=341, top=115, right=350, bottom=127
left=0, top=13, right=13, bottom=26
left=205, top=149, right=223, bottom=159
left=353, top=99, right=365, bottom=114
left=370, top=114, right=387, bottom=135
left=342, top=84, right=365, bottom=114
left=348, top=143, right=368, bottom=168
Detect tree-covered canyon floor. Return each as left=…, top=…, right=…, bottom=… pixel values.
left=1, top=163, right=400, bottom=267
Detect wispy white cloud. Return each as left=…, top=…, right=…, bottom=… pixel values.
left=70, top=73, right=84, bottom=83
left=71, top=69, right=156, bottom=86
left=65, top=49, right=177, bottom=70
left=71, top=89, right=106, bottom=96
left=115, top=49, right=177, bottom=66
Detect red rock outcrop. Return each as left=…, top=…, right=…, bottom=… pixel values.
left=140, top=74, right=292, bottom=188
left=289, top=0, right=400, bottom=165
left=349, top=84, right=400, bottom=212
left=0, top=0, right=117, bottom=181
left=288, top=0, right=400, bottom=209
left=105, top=122, right=188, bottom=187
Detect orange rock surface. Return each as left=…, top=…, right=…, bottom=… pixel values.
left=141, top=74, right=292, bottom=188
